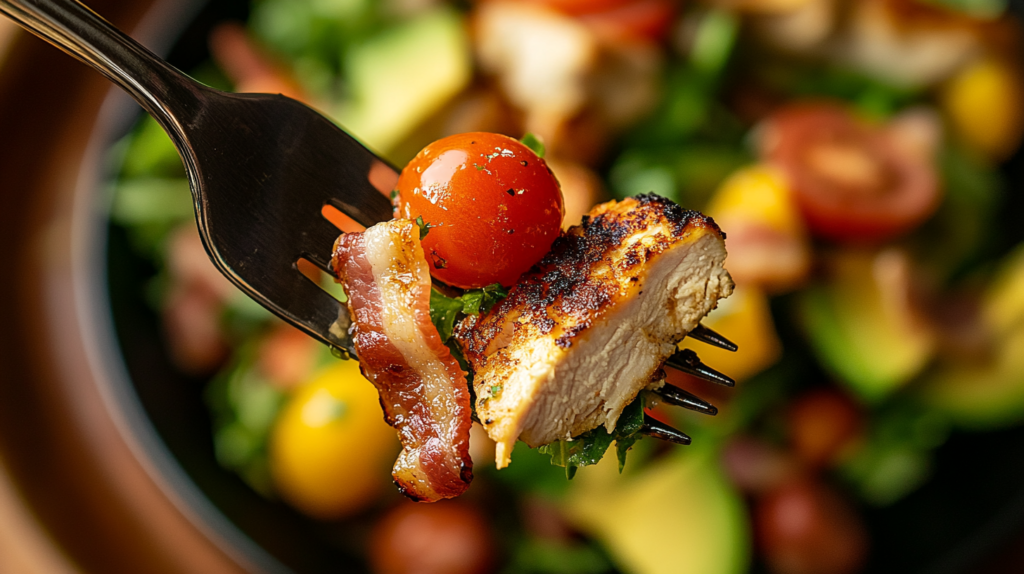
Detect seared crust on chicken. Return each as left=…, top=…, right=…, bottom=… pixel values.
left=456, top=194, right=734, bottom=468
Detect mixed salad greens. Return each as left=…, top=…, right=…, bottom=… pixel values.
left=109, top=0, right=1024, bottom=572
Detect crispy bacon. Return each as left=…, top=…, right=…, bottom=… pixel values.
left=332, top=219, right=473, bottom=501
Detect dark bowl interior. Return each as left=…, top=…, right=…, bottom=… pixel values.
left=99, top=1, right=1024, bottom=573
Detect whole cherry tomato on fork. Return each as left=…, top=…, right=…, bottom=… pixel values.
left=395, top=132, right=565, bottom=289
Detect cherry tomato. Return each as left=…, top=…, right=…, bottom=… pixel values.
left=756, top=477, right=868, bottom=574
left=370, top=501, right=495, bottom=574
left=258, top=324, right=319, bottom=390
left=786, top=388, right=864, bottom=468
left=759, top=102, right=940, bottom=244
left=396, top=132, right=564, bottom=289
left=720, top=435, right=794, bottom=494
left=269, top=361, right=399, bottom=520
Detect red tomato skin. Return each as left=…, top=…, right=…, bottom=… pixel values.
left=756, top=477, right=868, bottom=574
left=786, top=388, right=864, bottom=468
left=760, top=102, right=940, bottom=245
left=396, top=133, right=564, bottom=289
left=370, top=501, right=495, bottom=574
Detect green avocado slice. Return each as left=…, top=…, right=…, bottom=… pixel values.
left=798, top=250, right=934, bottom=403
left=920, top=329, right=1024, bottom=428
left=335, top=8, right=471, bottom=155
left=564, top=449, right=749, bottom=574
left=919, top=245, right=1024, bottom=428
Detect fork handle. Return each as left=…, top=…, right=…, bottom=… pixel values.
left=0, top=0, right=201, bottom=129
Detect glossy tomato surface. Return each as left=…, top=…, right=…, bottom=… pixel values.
left=396, top=132, right=564, bottom=289
left=370, top=501, right=495, bottom=574
left=760, top=102, right=940, bottom=244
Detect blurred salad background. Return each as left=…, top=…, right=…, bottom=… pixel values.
left=105, top=0, right=1024, bottom=572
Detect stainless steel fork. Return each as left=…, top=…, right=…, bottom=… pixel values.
left=0, top=0, right=395, bottom=356
left=0, top=0, right=739, bottom=442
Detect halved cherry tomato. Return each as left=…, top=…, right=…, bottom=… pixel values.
left=786, top=388, right=864, bottom=468
left=395, top=132, right=564, bottom=289
left=370, top=501, right=495, bottom=574
left=756, top=477, right=868, bottom=574
left=759, top=102, right=940, bottom=244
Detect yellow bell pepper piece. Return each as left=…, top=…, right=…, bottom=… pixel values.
left=941, top=57, right=1024, bottom=161
left=693, top=285, right=782, bottom=383
left=706, top=164, right=804, bottom=235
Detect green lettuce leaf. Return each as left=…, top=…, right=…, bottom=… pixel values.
left=429, top=283, right=509, bottom=342
left=520, top=132, right=546, bottom=158
left=538, top=395, right=646, bottom=478
left=429, top=288, right=465, bottom=342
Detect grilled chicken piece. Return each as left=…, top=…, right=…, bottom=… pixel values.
left=456, top=195, right=734, bottom=468
left=332, top=219, right=473, bottom=501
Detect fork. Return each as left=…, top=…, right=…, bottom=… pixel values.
left=0, top=0, right=395, bottom=356
left=0, top=0, right=737, bottom=440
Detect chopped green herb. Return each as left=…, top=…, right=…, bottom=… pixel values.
left=427, top=285, right=507, bottom=424
left=490, top=384, right=502, bottom=396
left=538, top=395, right=646, bottom=478
left=461, top=283, right=509, bottom=315
left=429, top=288, right=465, bottom=342
left=415, top=215, right=434, bottom=240
left=520, top=132, right=546, bottom=158
left=390, top=188, right=400, bottom=201
left=428, top=283, right=509, bottom=343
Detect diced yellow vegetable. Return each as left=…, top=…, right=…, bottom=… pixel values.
left=694, top=285, right=782, bottom=383
left=706, top=164, right=803, bottom=234
left=706, top=164, right=811, bottom=292
left=983, top=244, right=1024, bottom=337
left=941, top=56, right=1024, bottom=161
left=270, top=360, right=399, bottom=519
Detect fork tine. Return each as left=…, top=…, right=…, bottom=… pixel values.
left=654, top=384, right=718, bottom=416
left=300, top=251, right=334, bottom=274
left=688, top=324, right=738, bottom=352
left=640, top=415, right=691, bottom=445
left=665, top=349, right=735, bottom=387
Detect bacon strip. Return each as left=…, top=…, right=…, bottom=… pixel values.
left=332, top=219, right=473, bottom=501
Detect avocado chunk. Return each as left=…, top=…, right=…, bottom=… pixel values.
left=920, top=330, right=1024, bottom=428
left=919, top=245, right=1024, bottom=428
left=798, top=250, right=934, bottom=403
left=563, top=449, right=749, bottom=574
left=335, top=9, right=471, bottom=155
